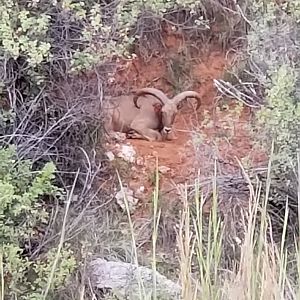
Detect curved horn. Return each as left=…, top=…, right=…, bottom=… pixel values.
left=172, top=91, right=202, bottom=110
left=133, top=88, right=170, bottom=109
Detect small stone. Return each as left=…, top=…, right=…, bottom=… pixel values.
left=116, top=144, right=136, bottom=163
left=234, top=236, right=242, bottom=245
left=152, top=151, right=158, bottom=156
left=112, top=132, right=127, bottom=142
left=135, top=185, right=146, bottom=198
left=136, top=157, right=144, bottom=166
left=71, top=194, right=79, bottom=202
left=115, top=187, right=139, bottom=213
left=131, top=173, right=138, bottom=179
left=158, top=166, right=171, bottom=174
left=105, top=151, right=115, bottom=161
left=137, top=186, right=145, bottom=193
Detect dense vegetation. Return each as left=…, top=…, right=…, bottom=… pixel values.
left=0, top=0, right=300, bottom=299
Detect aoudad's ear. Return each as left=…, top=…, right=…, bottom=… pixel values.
left=153, top=103, right=162, bottom=113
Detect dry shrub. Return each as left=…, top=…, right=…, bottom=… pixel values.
left=133, top=0, right=249, bottom=61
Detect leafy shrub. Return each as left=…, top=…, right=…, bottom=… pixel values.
left=0, top=146, right=76, bottom=299
left=233, top=1, right=300, bottom=176
left=0, top=1, right=51, bottom=64
left=211, top=0, right=300, bottom=243
left=0, top=0, right=209, bottom=79
left=257, top=65, right=300, bottom=172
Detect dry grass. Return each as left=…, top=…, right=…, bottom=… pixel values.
left=91, top=153, right=299, bottom=299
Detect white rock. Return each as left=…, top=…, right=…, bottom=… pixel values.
left=71, top=194, right=79, bottom=202
left=135, top=186, right=145, bottom=198
left=115, top=187, right=139, bottom=213
left=137, top=186, right=145, bottom=193
left=131, top=166, right=138, bottom=172
left=88, top=258, right=182, bottom=300
left=234, top=236, right=242, bottom=245
left=158, top=166, right=171, bottom=174
left=105, top=151, right=115, bottom=161
left=116, top=144, right=136, bottom=163
left=112, top=132, right=127, bottom=142
left=131, top=173, right=138, bottom=179
left=136, top=156, right=144, bottom=166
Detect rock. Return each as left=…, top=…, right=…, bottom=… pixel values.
left=136, top=156, right=144, bottom=166
left=131, top=173, right=138, bottom=180
left=71, top=194, right=79, bottom=202
left=158, top=166, right=171, bottom=174
left=152, top=151, right=158, bottom=156
left=115, top=187, right=139, bottom=213
left=111, top=132, right=127, bottom=142
left=137, top=186, right=145, bottom=193
left=116, top=144, right=136, bottom=163
left=105, top=151, right=115, bottom=161
left=131, top=166, right=138, bottom=172
left=88, top=258, right=182, bottom=300
left=135, top=185, right=145, bottom=198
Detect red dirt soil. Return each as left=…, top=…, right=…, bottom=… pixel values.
left=107, top=39, right=267, bottom=217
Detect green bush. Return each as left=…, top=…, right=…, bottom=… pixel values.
left=0, top=0, right=209, bottom=79
left=0, top=146, right=76, bottom=300
left=257, top=65, right=300, bottom=172
left=242, top=1, right=300, bottom=176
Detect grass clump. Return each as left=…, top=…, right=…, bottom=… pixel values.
left=107, top=158, right=300, bottom=300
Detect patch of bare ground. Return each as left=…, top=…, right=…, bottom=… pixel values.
left=106, top=49, right=266, bottom=208
left=103, top=31, right=268, bottom=263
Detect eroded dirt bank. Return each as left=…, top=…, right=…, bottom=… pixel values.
left=105, top=41, right=267, bottom=218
